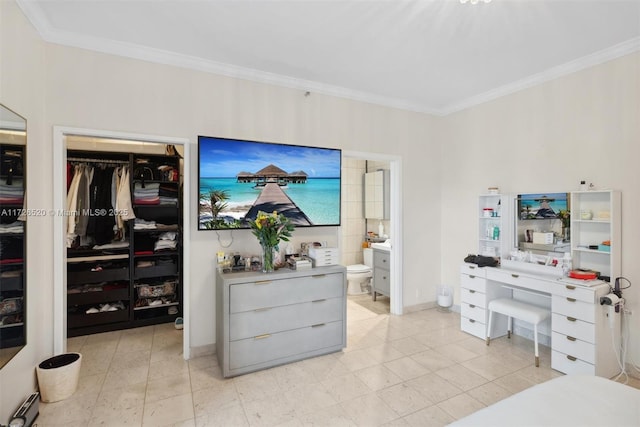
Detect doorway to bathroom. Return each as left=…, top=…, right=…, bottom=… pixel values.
left=341, top=151, right=402, bottom=317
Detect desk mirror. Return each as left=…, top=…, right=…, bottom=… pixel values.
left=0, top=103, right=26, bottom=368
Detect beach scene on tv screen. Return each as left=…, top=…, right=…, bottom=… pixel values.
left=199, top=137, right=341, bottom=229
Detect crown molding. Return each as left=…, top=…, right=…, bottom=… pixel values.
left=16, top=0, right=640, bottom=117
left=441, top=37, right=640, bottom=116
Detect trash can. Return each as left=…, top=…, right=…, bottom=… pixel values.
left=436, top=285, right=453, bottom=312
left=36, top=353, right=82, bottom=402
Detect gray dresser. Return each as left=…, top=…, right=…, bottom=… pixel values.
left=215, top=265, right=347, bottom=377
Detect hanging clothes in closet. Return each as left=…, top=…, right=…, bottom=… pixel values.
left=66, top=161, right=135, bottom=249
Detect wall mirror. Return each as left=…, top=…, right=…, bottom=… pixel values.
left=364, top=170, right=389, bottom=220
left=0, top=103, right=26, bottom=368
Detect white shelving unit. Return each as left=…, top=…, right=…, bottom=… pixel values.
left=570, top=190, right=621, bottom=281
left=478, top=194, right=511, bottom=258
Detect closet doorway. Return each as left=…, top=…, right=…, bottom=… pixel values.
left=52, top=127, right=192, bottom=358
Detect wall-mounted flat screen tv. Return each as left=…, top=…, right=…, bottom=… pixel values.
left=198, top=136, right=342, bottom=230
left=517, top=193, right=569, bottom=220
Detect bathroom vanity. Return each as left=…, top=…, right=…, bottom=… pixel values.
left=371, top=245, right=391, bottom=301
left=215, top=265, right=346, bottom=377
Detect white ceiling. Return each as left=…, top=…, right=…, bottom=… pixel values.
left=16, top=0, right=640, bottom=115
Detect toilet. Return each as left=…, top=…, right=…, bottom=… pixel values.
left=346, top=248, right=373, bottom=295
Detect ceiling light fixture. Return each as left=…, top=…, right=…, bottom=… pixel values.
left=460, top=0, right=492, bottom=4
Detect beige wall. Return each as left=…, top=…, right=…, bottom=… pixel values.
left=440, top=51, right=640, bottom=359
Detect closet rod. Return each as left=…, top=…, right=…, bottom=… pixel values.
left=67, top=157, right=129, bottom=165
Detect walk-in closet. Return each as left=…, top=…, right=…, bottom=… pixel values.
left=65, top=138, right=183, bottom=338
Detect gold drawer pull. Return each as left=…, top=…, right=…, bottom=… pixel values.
left=254, top=307, right=270, bottom=312
left=567, top=336, right=577, bottom=342
left=566, top=316, right=577, bottom=322
left=469, top=319, right=476, bottom=323
left=312, top=323, right=326, bottom=328
left=566, top=355, right=577, bottom=362
left=254, top=280, right=271, bottom=285
left=254, top=334, right=271, bottom=340
left=469, top=290, right=476, bottom=294
left=312, top=299, right=326, bottom=303
left=312, top=274, right=326, bottom=278
left=511, top=274, right=519, bottom=278
left=566, top=297, right=577, bottom=302
left=566, top=285, right=576, bottom=290
left=469, top=304, right=476, bottom=309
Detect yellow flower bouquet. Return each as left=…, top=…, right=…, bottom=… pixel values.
left=250, top=211, right=294, bottom=272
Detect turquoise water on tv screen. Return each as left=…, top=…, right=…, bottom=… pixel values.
left=199, top=177, right=340, bottom=225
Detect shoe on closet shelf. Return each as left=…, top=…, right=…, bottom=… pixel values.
left=174, top=317, right=183, bottom=330
left=85, top=307, right=99, bottom=314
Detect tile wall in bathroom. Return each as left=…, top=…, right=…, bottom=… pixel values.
left=341, top=158, right=366, bottom=266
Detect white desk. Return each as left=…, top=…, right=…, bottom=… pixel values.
left=460, top=263, right=621, bottom=377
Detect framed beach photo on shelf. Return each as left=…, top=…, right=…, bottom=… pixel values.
left=197, top=136, right=342, bottom=230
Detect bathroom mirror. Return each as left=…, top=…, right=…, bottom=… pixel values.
left=0, top=103, right=27, bottom=368
left=364, top=170, right=389, bottom=220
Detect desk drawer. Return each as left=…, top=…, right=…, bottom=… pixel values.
left=552, top=331, right=595, bottom=364
left=460, top=274, right=486, bottom=293
left=461, top=316, right=485, bottom=339
left=552, top=283, right=597, bottom=303
left=552, top=295, right=595, bottom=323
left=460, top=288, right=486, bottom=308
left=230, top=273, right=343, bottom=313
left=551, top=313, right=595, bottom=343
left=460, top=264, right=487, bottom=278
left=230, top=297, right=343, bottom=341
left=461, top=302, right=486, bottom=323
left=229, top=320, right=343, bottom=369
left=552, top=350, right=595, bottom=375
left=486, top=269, right=552, bottom=294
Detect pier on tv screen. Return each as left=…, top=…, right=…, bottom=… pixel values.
left=198, top=136, right=342, bottom=230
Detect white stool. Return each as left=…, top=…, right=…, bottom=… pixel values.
left=486, top=298, right=551, bottom=367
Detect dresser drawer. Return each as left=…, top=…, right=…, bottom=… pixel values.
left=552, top=295, right=595, bottom=323
left=373, top=267, right=390, bottom=295
left=551, top=313, right=595, bottom=343
left=461, top=302, right=486, bottom=323
left=229, top=320, right=343, bottom=369
left=460, top=274, right=487, bottom=293
left=552, top=283, right=597, bottom=303
left=229, top=297, right=343, bottom=341
left=486, top=269, right=552, bottom=294
left=461, top=316, right=486, bottom=339
left=460, top=263, right=487, bottom=278
left=552, top=331, right=595, bottom=364
left=460, top=287, right=486, bottom=308
left=552, top=350, right=595, bottom=375
left=229, top=273, right=344, bottom=313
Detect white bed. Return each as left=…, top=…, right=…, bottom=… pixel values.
left=450, top=375, right=640, bottom=427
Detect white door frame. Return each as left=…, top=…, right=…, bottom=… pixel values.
left=52, top=126, right=192, bottom=358
left=343, top=150, right=403, bottom=315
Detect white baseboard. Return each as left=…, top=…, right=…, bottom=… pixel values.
left=190, top=344, right=215, bottom=358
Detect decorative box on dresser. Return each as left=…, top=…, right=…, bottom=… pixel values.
left=216, top=265, right=346, bottom=378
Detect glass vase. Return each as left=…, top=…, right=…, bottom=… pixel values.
left=562, top=227, right=570, bottom=242
left=261, top=244, right=275, bottom=273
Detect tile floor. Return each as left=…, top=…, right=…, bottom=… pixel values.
left=37, top=298, right=640, bottom=426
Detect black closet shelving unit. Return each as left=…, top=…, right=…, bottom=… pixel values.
left=66, top=150, right=183, bottom=337
left=0, top=144, right=26, bottom=349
